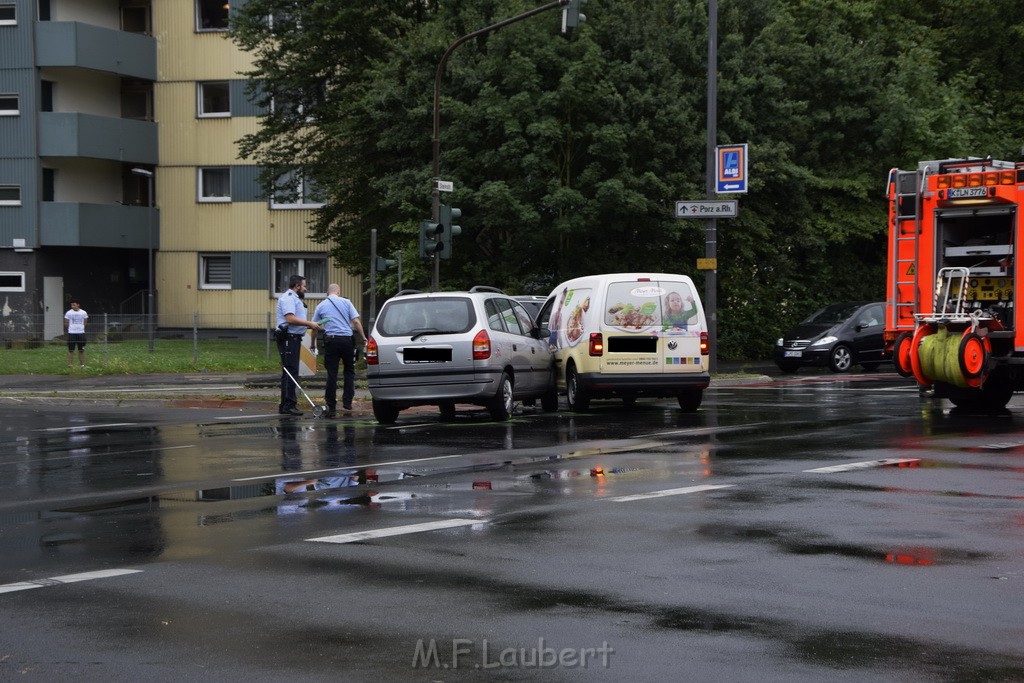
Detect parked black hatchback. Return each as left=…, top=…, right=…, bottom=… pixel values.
left=774, top=301, right=889, bottom=373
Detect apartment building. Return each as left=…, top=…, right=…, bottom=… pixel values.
left=0, top=0, right=360, bottom=339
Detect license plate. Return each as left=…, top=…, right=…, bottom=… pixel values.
left=783, top=350, right=802, bottom=358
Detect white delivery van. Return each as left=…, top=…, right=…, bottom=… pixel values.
left=536, top=273, right=710, bottom=411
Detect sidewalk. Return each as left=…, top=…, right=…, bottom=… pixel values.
left=0, top=362, right=776, bottom=413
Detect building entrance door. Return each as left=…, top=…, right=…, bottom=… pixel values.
left=44, top=276, right=63, bottom=340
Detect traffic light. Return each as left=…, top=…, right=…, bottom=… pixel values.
left=376, top=256, right=396, bottom=272
left=561, top=0, right=586, bottom=33
left=419, top=219, right=442, bottom=258
left=437, top=204, right=462, bottom=260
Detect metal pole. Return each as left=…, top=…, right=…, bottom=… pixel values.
left=704, top=0, right=718, bottom=374
left=431, top=0, right=569, bottom=291
left=147, top=173, right=154, bottom=352
left=131, top=168, right=155, bottom=353
left=369, top=228, right=378, bottom=330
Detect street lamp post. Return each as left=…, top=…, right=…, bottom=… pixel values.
left=131, top=168, right=155, bottom=352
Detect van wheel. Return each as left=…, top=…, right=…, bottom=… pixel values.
left=566, top=364, right=590, bottom=411
left=677, top=389, right=703, bottom=412
left=439, top=401, right=457, bottom=421
left=488, top=373, right=514, bottom=421
left=372, top=400, right=400, bottom=424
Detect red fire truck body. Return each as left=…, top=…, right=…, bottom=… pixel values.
left=885, top=157, right=1024, bottom=409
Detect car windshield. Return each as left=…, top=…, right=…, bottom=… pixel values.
left=801, top=302, right=864, bottom=325
left=375, top=297, right=474, bottom=337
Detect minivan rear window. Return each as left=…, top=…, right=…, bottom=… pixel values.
left=376, top=297, right=474, bottom=336
left=604, top=280, right=698, bottom=331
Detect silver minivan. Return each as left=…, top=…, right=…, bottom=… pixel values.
left=366, top=287, right=558, bottom=424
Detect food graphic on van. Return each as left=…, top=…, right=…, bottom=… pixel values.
left=565, top=296, right=590, bottom=345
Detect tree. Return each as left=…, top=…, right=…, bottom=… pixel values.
left=233, top=0, right=1024, bottom=359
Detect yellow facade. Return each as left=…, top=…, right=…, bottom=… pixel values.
left=150, top=2, right=361, bottom=329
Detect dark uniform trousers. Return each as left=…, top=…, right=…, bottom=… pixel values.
left=323, top=334, right=356, bottom=409
left=278, top=334, right=303, bottom=410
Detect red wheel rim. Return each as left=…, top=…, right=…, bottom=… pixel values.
left=958, top=331, right=988, bottom=380
left=894, top=332, right=914, bottom=377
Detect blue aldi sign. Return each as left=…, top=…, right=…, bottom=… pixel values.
left=716, top=144, right=748, bottom=194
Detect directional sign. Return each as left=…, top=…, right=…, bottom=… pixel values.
left=716, top=144, right=748, bottom=194
left=675, top=200, right=738, bottom=218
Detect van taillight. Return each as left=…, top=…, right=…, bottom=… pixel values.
left=589, top=332, right=604, bottom=356
left=473, top=329, right=491, bottom=359
left=366, top=337, right=379, bottom=365
left=700, top=331, right=709, bottom=355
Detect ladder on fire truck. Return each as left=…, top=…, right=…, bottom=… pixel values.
left=887, top=166, right=929, bottom=331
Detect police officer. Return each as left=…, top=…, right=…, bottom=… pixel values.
left=276, top=274, right=322, bottom=415
left=312, top=283, right=366, bottom=417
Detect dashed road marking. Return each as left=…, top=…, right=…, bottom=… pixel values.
left=607, top=484, right=734, bottom=503
left=0, top=568, right=142, bottom=595
left=307, top=518, right=482, bottom=544
left=805, top=458, right=920, bottom=473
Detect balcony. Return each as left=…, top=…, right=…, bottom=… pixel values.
left=39, top=113, right=157, bottom=163
left=35, top=21, right=156, bottom=80
left=40, top=203, right=159, bottom=250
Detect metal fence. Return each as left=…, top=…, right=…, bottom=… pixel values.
left=1, top=312, right=278, bottom=359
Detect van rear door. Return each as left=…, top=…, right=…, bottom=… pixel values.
left=601, top=278, right=706, bottom=375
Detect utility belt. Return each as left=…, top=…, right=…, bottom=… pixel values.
left=324, top=334, right=353, bottom=342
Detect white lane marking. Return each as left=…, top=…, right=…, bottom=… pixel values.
left=308, top=518, right=482, bottom=544
left=607, top=484, right=734, bottom=503
left=804, top=458, right=920, bottom=473
left=0, top=568, right=142, bottom=595
left=0, top=444, right=196, bottom=468
left=635, top=423, right=769, bottom=439
left=232, top=454, right=464, bottom=482
left=215, top=414, right=282, bottom=420
left=36, top=423, right=136, bottom=432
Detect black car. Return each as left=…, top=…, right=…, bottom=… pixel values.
left=774, top=301, right=889, bottom=373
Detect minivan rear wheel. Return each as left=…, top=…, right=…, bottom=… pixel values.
left=372, top=400, right=400, bottom=424
left=566, top=364, right=590, bottom=411
left=488, top=373, right=514, bottom=421
left=677, top=389, right=703, bottom=412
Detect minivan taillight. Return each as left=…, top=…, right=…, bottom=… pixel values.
left=700, top=331, right=709, bottom=355
left=589, top=332, right=604, bottom=356
left=366, top=336, right=379, bottom=365
left=473, top=329, right=491, bottom=359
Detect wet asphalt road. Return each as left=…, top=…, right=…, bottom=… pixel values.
left=1, top=371, right=1023, bottom=681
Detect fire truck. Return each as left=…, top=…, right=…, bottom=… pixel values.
left=885, top=157, right=1024, bottom=409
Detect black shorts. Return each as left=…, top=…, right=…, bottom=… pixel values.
left=67, top=333, right=86, bottom=350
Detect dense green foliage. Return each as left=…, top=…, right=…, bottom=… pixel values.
left=231, top=0, right=1024, bottom=359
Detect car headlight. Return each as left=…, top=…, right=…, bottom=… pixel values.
left=811, top=336, right=837, bottom=347
left=776, top=337, right=783, bottom=346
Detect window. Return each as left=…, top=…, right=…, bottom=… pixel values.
left=42, top=169, right=54, bottom=202
left=0, top=272, right=25, bottom=292
left=196, top=0, right=229, bottom=31
left=0, top=94, right=18, bottom=116
left=0, top=4, right=15, bottom=25
left=271, top=170, right=325, bottom=209
left=198, top=167, right=231, bottom=202
left=197, top=82, right=230, bottom=117
left=272, top=256, right=326, bottom=296
left=0, top=185, right=21, bottom=206
left=200, top=254, right=231, bottom=289
left=41, top=81, right=53, bottom=112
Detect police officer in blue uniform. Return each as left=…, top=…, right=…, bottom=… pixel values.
left=276, top=275, right=322, bottom=415
left=312, top=283, right=365, bottom=417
